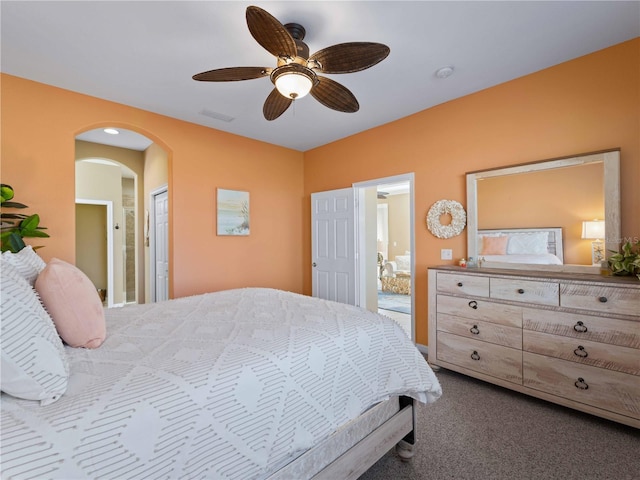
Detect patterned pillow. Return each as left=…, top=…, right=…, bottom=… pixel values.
left=0, top=262, right=69, bottom=405
left=1, top=246, right=47, bottom=286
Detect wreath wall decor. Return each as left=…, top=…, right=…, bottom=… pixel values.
left=426, top=199, right=467, bottom=239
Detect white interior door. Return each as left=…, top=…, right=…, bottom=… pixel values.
left=151, top=187, right=169, bottom=302
left=311, top=188, right=356, bottom=305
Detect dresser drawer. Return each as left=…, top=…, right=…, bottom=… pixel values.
left=560, top=283, right=640, bottom=317
left=523, top=330, right=640, bottom=375
left=524, top=352, right=640, bottom=420
left=437, top=272, right=489, bottom=297
left=523, top=308, right=640, bottom=349
left=437, top=331, right=522, bottom=384
left=490, top=277, right=559, bottom=306
left=437, top=294, right=522, bottom=328
left=438, top=314, right=522, bottom=349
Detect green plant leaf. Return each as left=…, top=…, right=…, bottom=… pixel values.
left=0, top=184, right=15, bottom=203
left=0, top=185, right=49, bottom=253
left=1, top=201, right=28, bottom=209
left=22, top=230, right=50, bottom=239
left=19, top=214, right=41, bottom=233
left=1, top=213, right=28, bottom=220
left=1, top=231, right=26, bottom=253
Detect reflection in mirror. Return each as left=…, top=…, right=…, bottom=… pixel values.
left=466, top=149, right=620, bottom=273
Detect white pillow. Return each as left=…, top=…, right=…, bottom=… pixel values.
left=1, top=246, right=47, bottom=286
left=507, top=232, right=549, bottom=255
left=395, top=255, right=411, bottom=272
left=0, top=262, right=69, bottom=405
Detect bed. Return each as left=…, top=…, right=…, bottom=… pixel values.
left=477, top=227, right=563, bottom=265
left=1, top=250, right=441, bottom=480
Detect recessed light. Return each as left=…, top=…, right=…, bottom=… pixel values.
left=103, top=128, right=119, bottom=135
left=435, top=66, right=454, bottom=79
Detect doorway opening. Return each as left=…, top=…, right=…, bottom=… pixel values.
left=75, top=199, right=114, bottom=307
left=75, top=127, right=169, bottom=306
left=354, top=174, right=414, bottom=340
left=75, top=158, right=136, bottom=307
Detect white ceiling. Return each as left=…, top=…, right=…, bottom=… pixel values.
left=2, top=1, right=638, bottom=152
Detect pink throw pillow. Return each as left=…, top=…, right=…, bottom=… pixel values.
left=35, top=258, right=106, bottom=349
left=480, top=235, right=509, bottom=255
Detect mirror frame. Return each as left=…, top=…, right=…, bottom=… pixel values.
left=466, top=149, right=621, bottom=273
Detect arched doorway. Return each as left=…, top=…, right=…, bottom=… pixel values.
left=75, top=127, right=169, bottom=305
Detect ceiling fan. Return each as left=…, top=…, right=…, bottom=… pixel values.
left=193, top=5, right=390, bottom=121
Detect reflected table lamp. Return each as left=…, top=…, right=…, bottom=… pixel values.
left=582, top=220, right=605, bottom=265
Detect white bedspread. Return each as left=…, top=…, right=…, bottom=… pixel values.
left=1, top=288, right=441, bottom=479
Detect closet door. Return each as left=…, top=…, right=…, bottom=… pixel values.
left=151, top=187, right=169, bottom=302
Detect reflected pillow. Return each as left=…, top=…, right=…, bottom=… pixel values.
left=35, top=258, right=106, bottom=349
left=507, top=232, right=549, bottom=255
left=480, top=235, right=509, bottom=255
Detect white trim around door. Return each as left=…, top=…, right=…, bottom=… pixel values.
left=353, top=173, right=415, bottom=341
left=75, top=198, right=115, bottom=308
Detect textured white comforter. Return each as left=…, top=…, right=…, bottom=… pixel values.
left=1, top=288, right=441, bottom=479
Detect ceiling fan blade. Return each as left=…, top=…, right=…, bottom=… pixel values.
left=263, top=88, right=293, bottom=121
left=309, top=42, right=390, bottom=74
left=193, top=67, right=271, bottom=82
left=246, top=6, right=297, bottom=59
left=310, top=76, right=359, bottom=113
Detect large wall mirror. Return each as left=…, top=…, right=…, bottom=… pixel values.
left=466, top=149, right=620, bottom=273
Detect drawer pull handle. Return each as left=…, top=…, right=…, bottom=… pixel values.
left=574, top=377, right=589, bottom=390
left=573, top=346, right=588, bottom=358
left=470, top=350, right=480, bottom=361
left=598, top=296, right=608, bottom=303
left=573, top=321, right=588, bottom=333
left=468, top=300, right=478, bottom=310
left=457, top=282, right=463, bottom=287
left=470, top=325, right=480, bottom=335
left=517, top=288, right=525, bottom=294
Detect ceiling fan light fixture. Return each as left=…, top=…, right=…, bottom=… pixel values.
left=271, top=64, right=316, bottom=100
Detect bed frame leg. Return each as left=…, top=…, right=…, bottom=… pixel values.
left=396, top=439, right=415, bottom=462
left=396, top=396, right=416, bottom=462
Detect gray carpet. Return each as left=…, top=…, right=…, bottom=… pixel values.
left=359, top=368, right=640, bottom=480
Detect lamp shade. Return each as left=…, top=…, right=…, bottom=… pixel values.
left=275, top=73, right=313, bottom=99
left=581, top=220, right=605, bottom=240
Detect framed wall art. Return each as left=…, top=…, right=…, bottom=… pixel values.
left=217, top=188, right=250, bottom=236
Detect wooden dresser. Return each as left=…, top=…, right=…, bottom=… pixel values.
left=427, top=266, right=640, bottom=428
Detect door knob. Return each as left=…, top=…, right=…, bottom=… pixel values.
left=312, top=262, right=317, bottom=267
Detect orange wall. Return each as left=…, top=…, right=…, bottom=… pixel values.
left=1, top=74, right=305, bottom=298
left=2, top=39, right=638, bottom=347
left=303, top=39, right=639, bottom=345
